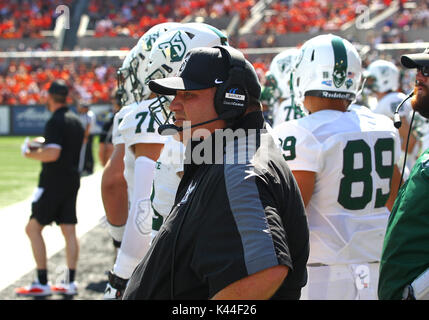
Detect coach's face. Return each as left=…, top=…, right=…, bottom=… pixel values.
left=169, top=87, right=226, bottom=142
left=411, top=68, right=429, bottom=119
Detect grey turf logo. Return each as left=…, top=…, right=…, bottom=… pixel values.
left=56, top=5, right=70, bottom=29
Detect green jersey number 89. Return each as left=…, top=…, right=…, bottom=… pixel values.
left=279, top=136, right=395, bottom=211
left=338, top=138, right=395, bottom=210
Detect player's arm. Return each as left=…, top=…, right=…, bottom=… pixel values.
left=290, top=170, right=316, bottom=208
left=132, top=143, right=164, bottom=161
left=24, top=145, right=61, bottom=162
left=101, top=143, right=128, bottom=226
left=99, top=142, right=114, bottom=167
left=211, top=265, right=288, bottom=300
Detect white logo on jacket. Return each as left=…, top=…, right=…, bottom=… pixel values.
left=179, top=181, right=196, bottom=204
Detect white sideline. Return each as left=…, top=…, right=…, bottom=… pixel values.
left=0, top=170, right=106, bottom=292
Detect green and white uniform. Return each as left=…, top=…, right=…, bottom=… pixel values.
left=111, top=103, right=136, bottom=203
left=272, top=98, right=307, bottom=128
left=151, top=136, right=184, bottom=239
left=378, top=149, right=429, bottom=300
left=118, top=99, right=167, bottom=198
left=273, top=104, right=401, bottom=299
left=113, top=98, right=166, bottom=279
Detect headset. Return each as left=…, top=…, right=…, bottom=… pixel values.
left=158, top=46, right=251, bottom=135
left=213, top=45, right=249, bottom=123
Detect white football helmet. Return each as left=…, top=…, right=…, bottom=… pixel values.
left=117, top=45, right=139, bottom=106
left=366, top=59, right=399, bottom=93
left=145, top=23, right=228, bottom=126
left=269, top=48, right=300, bottom=99
left=294, top=34, right=362, bottom=102
left=130, top=22, right=182, bottom=102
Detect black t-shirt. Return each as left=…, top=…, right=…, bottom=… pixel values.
left=39, top=106, right=84, bottom=188
left=123, top=112, right=309, bottom=300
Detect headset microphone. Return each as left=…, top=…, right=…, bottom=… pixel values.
left=392, top=90, right=416, bottom=190
left=394, top=91, right=414, bottom=129
left=158, top=109, right=243, bottom=135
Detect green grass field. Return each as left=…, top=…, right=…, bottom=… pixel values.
left=0, top=136, right=101, bottom=209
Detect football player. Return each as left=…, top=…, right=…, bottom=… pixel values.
left=273, top=34, right=402, bottom=300
left=102, top=22, right=179, bottom=299
left=101, top=45, right=139, bottom=260
left=270, top=48, right=307, bottom=128
left=260, top=71, right=282, bottom=125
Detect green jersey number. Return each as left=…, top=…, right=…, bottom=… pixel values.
left=338, top=138, right=395, bottom=210
left=279, top=136, right=297, bottom=161
left=135, top=111, right=156, bottom=133
left=283, top=105, right=305, bottom=122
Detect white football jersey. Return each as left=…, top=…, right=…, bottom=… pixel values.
left=372, top=91, right=412, bottom=122
left=118, top=98, right=167, bottom=198
left=273, top=105, right=401, bottom=265
left=111, top=103, right=135, bottom=146
left=118, top=98, right=167, bottom=151
left=272, top=98, right=307, bottom=128
left=152, top=136, right=184, bottom=217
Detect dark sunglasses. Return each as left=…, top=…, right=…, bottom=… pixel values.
left=418, top=65, right=429, bottom=77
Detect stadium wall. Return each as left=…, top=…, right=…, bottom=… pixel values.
left=0, top=104, right=111, bottom=136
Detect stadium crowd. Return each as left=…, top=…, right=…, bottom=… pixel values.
left=0, top=57, right=118, bottom=105
left=1, top=0, right=428, bottom=105
left=3, top=0, right=427, bottom=40
left=89, top=0, right=255, bottom=38
left=0, top=0, right=73, bottom=39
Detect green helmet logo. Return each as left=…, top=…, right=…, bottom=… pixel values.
left=331, top=37, right=348, bottom=88
left=142, top=31, right=160, bottom=52
left=158, top=31, right=187, bottom=63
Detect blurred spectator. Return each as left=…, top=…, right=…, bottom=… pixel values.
left=77, top=102, right=96, bottom=176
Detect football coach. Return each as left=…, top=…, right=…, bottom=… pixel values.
left=122, top=46, right=309, bottom=300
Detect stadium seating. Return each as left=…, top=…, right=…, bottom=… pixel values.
left=0, top=0, right=428, bottom=106
left=0, top=57, right=118, bottom=105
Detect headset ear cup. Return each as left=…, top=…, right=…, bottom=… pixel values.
left=213, top=46, right=249, bottom=121
left=214, top=82, right=228, bottom=116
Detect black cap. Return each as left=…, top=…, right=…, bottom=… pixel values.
left=48, top=80, right=69, bottom=96
left=401, top=48, right=429, bottom=69
left=148, top=46, right=261, bottom=99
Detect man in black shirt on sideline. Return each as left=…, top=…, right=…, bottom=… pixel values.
left=15, top=80, right=84, bottom=298
left=123, top=46, right=309, bottom=300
